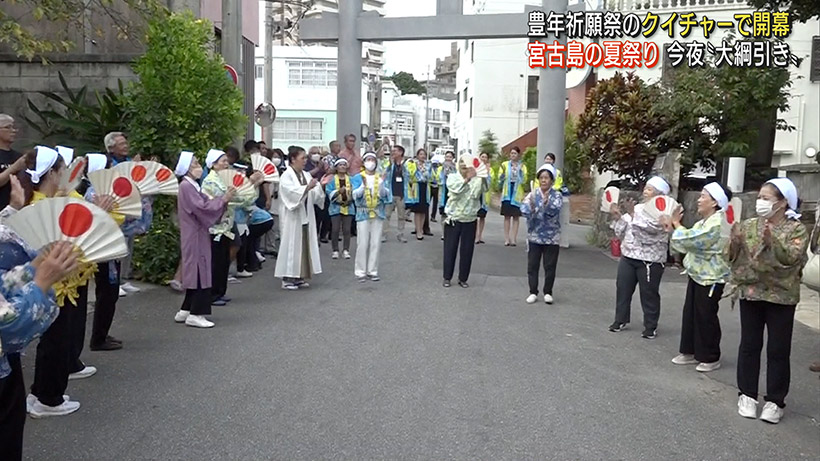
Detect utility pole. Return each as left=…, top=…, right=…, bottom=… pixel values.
left=264, top=0, right=274, bottom=146
left=280, top=0, right=286, bottom=45
left=222, top=0, right=242, bottom=143
left=424, top=65, right=430, bottom=153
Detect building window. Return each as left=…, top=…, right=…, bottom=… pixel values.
left=471, top=42, right=474, bottom=63
left=456, top=92, right=460, bottom=111
left=433, top=127, right=441, bottom=139
left=462, top=90, right=467, bottom=103
left=255, top=64, right=264, bottom=79
left=273, top=118, right=324, bottom=140
left=469, top=97, right=473, bottom=119
left=287, top=60, right=338, bottom=87
left=443, top=110, right=450, bottom=122
left=810, top=36, right=819, bottom=83
left=527, top=76, right=539, bottom=110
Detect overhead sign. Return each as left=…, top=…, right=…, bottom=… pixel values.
left=224, top=64, right=238, bottom=85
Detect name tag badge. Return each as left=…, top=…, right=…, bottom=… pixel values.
left=396, top=176, right=402, bottom=183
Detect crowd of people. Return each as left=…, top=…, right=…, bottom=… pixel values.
left=0, top=109, right=817, bottom=460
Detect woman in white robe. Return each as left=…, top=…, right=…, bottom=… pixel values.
left=274, top=146, right=325, bottom=290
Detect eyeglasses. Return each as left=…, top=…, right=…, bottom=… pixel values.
left=0, top=125, right=16, bottom=130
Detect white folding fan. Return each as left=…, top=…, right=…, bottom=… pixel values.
left=721, top=197, right=743, bottom=237
left=601, top=186, right=620, bottom=212
left=459, top=153, right=488, bottom=178
left=251, top=153, right=280, bottom=183
left=217, top=169, right=256, bottom=196
left=87, top=169, right=143, bottom=218
left=5, top=197, right=128, bottom=264
left=642, top=195, right=679, bottom=221
left=58, top=156, right=88, bottom=195
left=113, top=161, right=178, bottom=196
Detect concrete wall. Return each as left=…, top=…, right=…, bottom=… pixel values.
left=0, top=54, right=138, bottom=150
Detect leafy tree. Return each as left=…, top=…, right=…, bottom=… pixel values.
left=386, top=71, right=426, bottom=95
left=577, top=72, right=666, bottom=185
left=563, top=115, right=591, bottom=194
left=654, top=42, right=793, bottom=175
left=0, top=0, right=164, bottom=61
left=127, top=11, right=246, bottom=284
left=478, top=129, right=499, bottom=157
left=745, top=0, right=819, bottom=22
left=23, top=72, right=130, bottom=153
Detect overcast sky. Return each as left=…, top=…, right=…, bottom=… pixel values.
left=382, top=0, right=455, bottom=80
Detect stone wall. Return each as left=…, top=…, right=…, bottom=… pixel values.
left=0, top=53, right=139, bottom=149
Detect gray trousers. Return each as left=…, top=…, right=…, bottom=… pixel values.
left=614, top=256, right=664, bottom=331
left=121, top=235, right=135, bottom=280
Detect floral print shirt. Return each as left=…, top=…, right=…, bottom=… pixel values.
left=202, top=170, right=258, bottom=241
left=671, top=211, right=730, bottom=287
left=728, top=217, right=809, bottom=306
left=611, top=204, right=670, bottom=264
left=521, top=188, right=563, bottom=245
left=0, top=232, right=59, bottom=378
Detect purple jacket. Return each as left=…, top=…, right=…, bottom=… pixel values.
left=178, top=177, right=228, bottom=289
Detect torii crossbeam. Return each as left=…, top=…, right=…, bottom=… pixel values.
left=300, top=0, right=584, bottom=170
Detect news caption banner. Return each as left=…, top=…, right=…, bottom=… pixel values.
left=526, top=10, right=801, bottom=69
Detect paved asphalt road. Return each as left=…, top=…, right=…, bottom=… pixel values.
left=21, top=213, right=820, bottom=460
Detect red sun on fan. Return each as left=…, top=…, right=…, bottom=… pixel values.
left=232, top=174, right=245, bottom=187
left=655, top=196, right=667, bottom=212
left=131, top=165, right=147, bottom=182
left=156, top=168, right=172, bottom=182
left=263, top=164, right=276, bottom=175
left=112, top=177, right=133, bottom=197
left=59, top=203, right=93, bottom=237
left=472, top=158, right=481, bottom=168
left=726, top=205, right=735, bottom=224
left=605, top=190, right=612, bottom=202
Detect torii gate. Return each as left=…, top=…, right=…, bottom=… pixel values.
left=299, top=0, right=585, bottom=171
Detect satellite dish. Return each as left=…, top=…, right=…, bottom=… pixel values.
left=255, top=103, right=276, bottom=127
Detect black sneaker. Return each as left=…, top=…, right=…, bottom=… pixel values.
left=609, top=322, right=627, bottom=332
left=641, top=328, right=657, bottom=339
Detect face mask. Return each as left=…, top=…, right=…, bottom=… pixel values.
left=272, top=157, right=281, bottom=166
left=364, top=161, right=376, bottom=171
left=755, top=199, right=777, bottom=218
left=311, top=154, right=320, bottom=162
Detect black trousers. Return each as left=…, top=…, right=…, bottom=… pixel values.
left=92, top=261, right=120, bottom=347
left=443, top=220, right=477, bottom=283
left=614, top=256, right=664, bottom=331
left=430, top=186, right=439, bottom=219
left=423, top=202, right=431, bottom=234
left=527, top=243, right=559, bottom=295
left=679, top=278, right=724, bottom=363
left=0, top=354, right=26, bottom=461
left=315, top=199, right=331, bottom=240
left=737, top=299, right=796, bottom=408
left=211, top=236, right=232, bottom=300
left=31, top=294, right=81, bottom=406
left=68, top=285, right=89, bottom=374
left=181, top=271, right=211, bottom=316
left=237, top=221, right=274, bottom=272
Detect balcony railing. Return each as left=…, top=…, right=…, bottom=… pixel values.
left=606, top=0, right=752, bottom=12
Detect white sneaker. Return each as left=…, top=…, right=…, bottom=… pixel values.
left=255, top=251, right=266, bottom=262
left=343, top=250, right=351, bottom=259
left=26, top=394, right=69, bottom=413
left=185, top=315, right=214, bottom=328
left=236, top=270, right=253, bottom=278
left=68, top=365, right=97, bottom=380
left=121, top=282, right=141, bottom=293
left=331, top=251, right=339, bottom=259
left=118, top=287, right=127, bottom=297
left=760, top=402, right=784, bottom=424
left=737, top=394, right=758, bottom=419
left=526, top=294, right=537, bottom=304
left=228, top=276, right=241, bottom=284
left=696, top=361, right=721, bottom=372
left=174, top=310, right=190, bottom=323
left=381, top=235, right=387, bottom=243
left=544, top=294, right=554, bottom=304
left=672, top=354, right=698, bottom=365
left=282, top=281, right=299, bottom=290
left=28, top=398, right=80, bottom=418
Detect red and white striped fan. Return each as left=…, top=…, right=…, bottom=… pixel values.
left=87, top=169, right=143, bottom=218
left=58, top=156, right=87, bottom=195
left=113, top=161, right=178, bottom=196
left=217, top=169, right=256, bottom=196
left=601, top=186, right=620, bottom=212
left=5, top=197, right=128, bottom=263
left=251, top=154, right=279, bottom=183
left=460, top=153, right=488, bottom=178
left=643, top=195, right=679, bottom=221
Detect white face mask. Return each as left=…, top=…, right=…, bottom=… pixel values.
left=364, top=161, right=376, bottom=172
left=310, top=154, right=320, bottom=162
left=272, top=157, right=281, bottom=166
left=755, top=199, right=777, bottom=218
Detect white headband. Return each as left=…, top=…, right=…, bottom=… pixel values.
left=362, top=153, right=377, bottom=162
left=56, top=145, right=74, bottom=165
left=647, top=176, right=670, bottom=195
left=26, top=146, right=60, bottom=184
left=536, top=163, right=556, bottom=180
left=175, top=151, right=195, bottom=177
left=205, top=149, right=225, bottom=168
left=334, top=158, right=349, bottom=167
left=703, top=182, right=728, bottom=211
left=86, top=153, right=108, bottom=173
left=765, top=177, right=801, bottom=220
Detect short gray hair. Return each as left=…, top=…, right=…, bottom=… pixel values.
left=0, top=114, right=13, bottom=126
left=104, top=131, right=124, bottom=151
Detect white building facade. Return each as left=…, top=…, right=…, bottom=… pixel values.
left=380, top=81, right=457, bottom=155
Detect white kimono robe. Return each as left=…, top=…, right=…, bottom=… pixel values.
left=274, top=167, right=325, bottom=279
